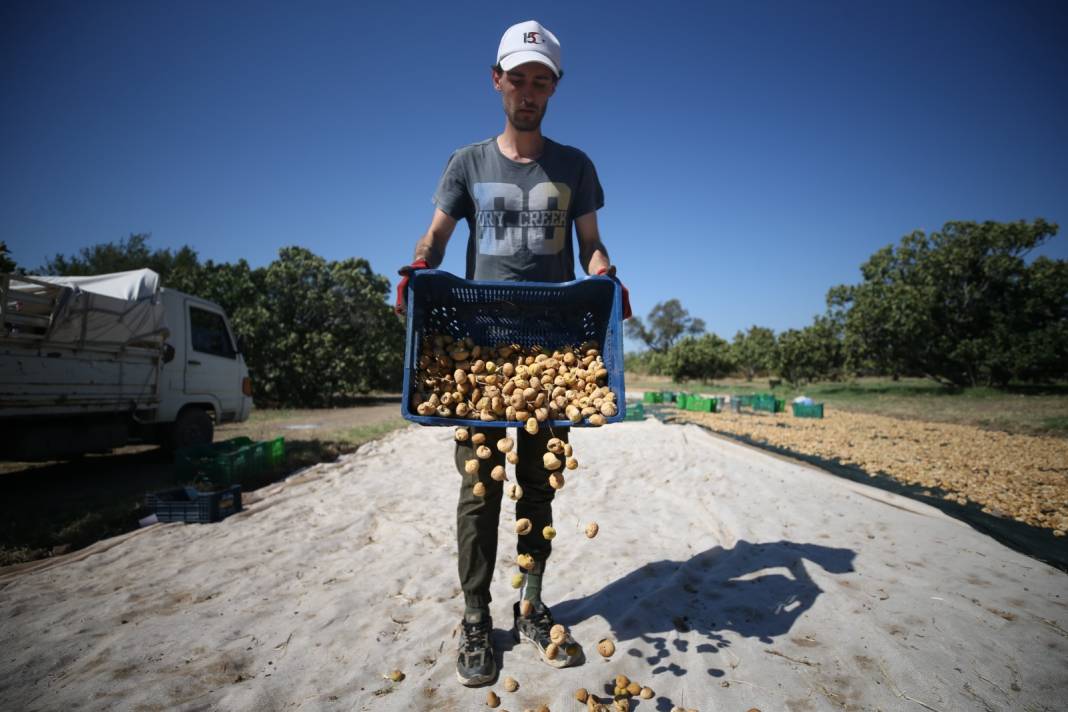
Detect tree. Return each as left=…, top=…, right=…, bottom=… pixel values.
left=731, top=326, right=776, bottom=381
left=772, top=316, right=845, bottom=386
left=828, top=219, right=1066, bottom=387
left=0, top=242, right=16, bottom=273
left=664, top=333, right=734, bottom=382
left=625, top=298, right=705, bottom=353
left=40, top=233, right=202, bottom=291
left=254, top=247, right=404, bottom=406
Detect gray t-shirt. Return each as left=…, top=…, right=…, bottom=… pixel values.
left=433, top=137, right=604, bottom=283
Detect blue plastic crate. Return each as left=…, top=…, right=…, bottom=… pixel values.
left=402, top=270, right=626, bottom=428
left=146, top=485, right=242, bottom=524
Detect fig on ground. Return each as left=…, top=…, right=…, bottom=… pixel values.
left=503, top=676, right=518, bottom=692
left=597, top=638, right=615, bottom=657
left=465, top=459, right=479, bottom=475
left=585, top=522, right=599, bottom=538
left=542, top=525, right=556, bottom=540
left=497, top=437, right=514, bottom=453
left=491, top=465, right=507, bottom=481
left=515, top=518, right=533, bottom=535
left=549, top=624, right=567, bottom=644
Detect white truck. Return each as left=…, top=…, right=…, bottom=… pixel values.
left=0, top=269, right=252, bottom=460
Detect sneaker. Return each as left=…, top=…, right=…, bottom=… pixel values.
left=456, top=611, right=497, bottom=686
left=513, top=601, right=584, bottom=668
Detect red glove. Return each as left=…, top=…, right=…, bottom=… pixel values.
left=595, top=266, right=632, bottom=320
left=395, top=259, right=429, bottom=315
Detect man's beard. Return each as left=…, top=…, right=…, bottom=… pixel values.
left=508, top=106, right=543, bottom=132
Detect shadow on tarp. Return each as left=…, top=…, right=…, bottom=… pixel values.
left=668, top=415, right=1068, bottom=574
left=553, top=540, right=856, bottom=680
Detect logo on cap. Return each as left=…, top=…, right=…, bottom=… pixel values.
left=523, top=31, right=545, bottom=44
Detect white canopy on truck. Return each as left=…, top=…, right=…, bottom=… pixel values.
left=3, top=268, right=167, bottom=348
left=31, top=269, right=161, bottom=301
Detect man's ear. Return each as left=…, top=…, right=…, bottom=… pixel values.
left=491, top=67, right=503, bottom=91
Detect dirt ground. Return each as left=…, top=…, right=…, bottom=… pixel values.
left=0, top=401, right=405, bottom=566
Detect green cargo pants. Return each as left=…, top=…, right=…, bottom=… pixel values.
left=455, top=424, right=569, bottom=610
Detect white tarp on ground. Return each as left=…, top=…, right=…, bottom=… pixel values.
left=0, top=419, right=1064, bottom=711
left=8, top=269, right=166, bottom=347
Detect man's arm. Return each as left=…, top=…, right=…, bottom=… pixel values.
left=412, top=208, right=458, bottom=268
left=395, top=208, right=459, bottom=315
left=575, top=211, right=611, bottom=275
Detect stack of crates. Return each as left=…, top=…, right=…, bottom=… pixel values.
left=624, top=402, right=646, bottom=421
left=174, top=436, right=286, bottom=488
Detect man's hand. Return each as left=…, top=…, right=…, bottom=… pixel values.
left=595, top=266, right=632, bottom=320
left=395, top=259, right=430, bottom=316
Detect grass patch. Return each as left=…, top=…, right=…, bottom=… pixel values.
left=628, top=374, right=1068, bottom=437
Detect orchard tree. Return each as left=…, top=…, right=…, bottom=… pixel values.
left=772, top=316, right=844, bottom=385
left=665, top=333, right=735, bottom=382
left=731, top=326, right=776, bottom=381
left=625, top=298, right=706, bottom=353
left=828, top=219, right=1065, bottom=387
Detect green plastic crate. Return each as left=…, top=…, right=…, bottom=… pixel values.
left=792, top=402, right=824, bottom=418
left=775, top=398, right=786, bottom=413
left=686, top=395, right=715, bottom=412
left=624, top=402, right=646, bottom=421
left=642, top=391, right=663, bottom=404
left=676, top=393, right=689, bottom=409
left=660, top=391, right=676, bottom=403
left=249, top=437, right=286, bottom=472
left=175, top=437, right=253, bottom=486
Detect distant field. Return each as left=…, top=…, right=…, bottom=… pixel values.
left=625, top=374, right=1068, bottom=438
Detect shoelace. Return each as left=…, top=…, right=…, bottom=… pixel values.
left=462, top=618, right=492, bottom=653
left=526, top=607, right=556, bottom=641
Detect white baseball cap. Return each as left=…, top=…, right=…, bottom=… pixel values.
left=497, top=20, right=561, bottom=78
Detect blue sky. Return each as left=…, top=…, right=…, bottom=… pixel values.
left=2, top=0, right=1066, bottom=340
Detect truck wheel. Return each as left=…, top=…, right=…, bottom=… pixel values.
left=168, top=407, right=214, bottom=452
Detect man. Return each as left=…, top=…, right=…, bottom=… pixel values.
left=395, top=19, right=631, bottom=687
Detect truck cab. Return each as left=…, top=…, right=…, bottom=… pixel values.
left=159, top=289, right=252, bottom=428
